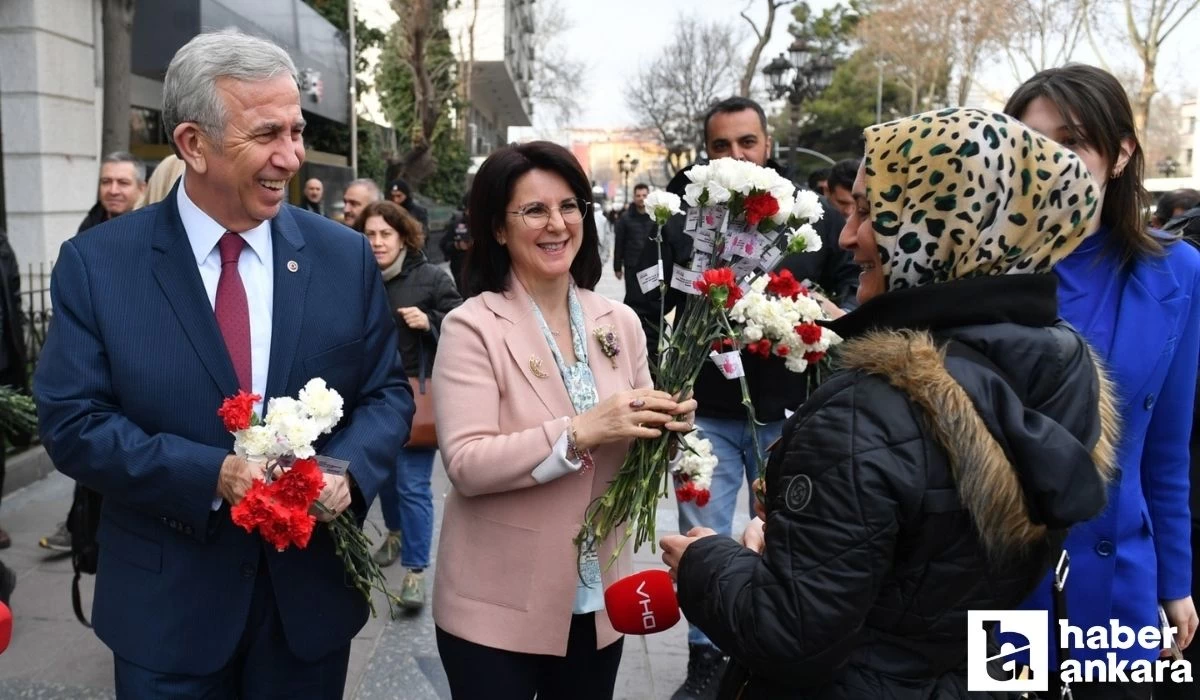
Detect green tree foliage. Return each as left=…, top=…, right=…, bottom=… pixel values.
left=302, top=0, right=384, bottom=97
left=376, top=21, right=468, bottom=204
left=792, top=51, right=909, bottom=160
left=300, top=0, right=387, bottom=184
left=776, top=2, right=908, bottom=162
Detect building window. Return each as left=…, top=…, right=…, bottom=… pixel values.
left=130, top=107, right=167, bottom=147
left=1190, top=117, right=1196, bottom=134
left=1188, top=148, right=1194, bottom=166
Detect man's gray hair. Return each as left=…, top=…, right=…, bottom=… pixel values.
left=348, top=178, right=382, bottom=202
left=102, top=151, right=146, bottom=183
left=162, top=28, right=298, bottom=154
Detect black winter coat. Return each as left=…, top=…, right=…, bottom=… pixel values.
left=677, top=275, right=1118, bottom=699
left=383, top=252, right=463, bottom=377
left=613, top=206, right=656, bottom=275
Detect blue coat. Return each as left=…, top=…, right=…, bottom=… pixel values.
left=1022, top=237, right=1200, bottom=662
left=33, top=185, right=413, bottom=675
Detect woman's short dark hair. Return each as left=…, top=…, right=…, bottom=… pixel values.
left=463, top=141, right=602, bottom=296
left=1005, top=64, right=1159, bottom=262
left=354, top=200, right=425, bottom=252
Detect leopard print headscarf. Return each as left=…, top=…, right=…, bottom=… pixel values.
left=864, top=107, right=1101, bottom=291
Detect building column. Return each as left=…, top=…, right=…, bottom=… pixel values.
left=0, top=0, right=100, bottom=266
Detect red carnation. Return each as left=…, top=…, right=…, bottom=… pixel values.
left=774, top=344, right=790, bottom=357
left=273, top=458, right=325, bottom=510
left=767, top=270, right=803, bottom=300
left=796, top=322, right=823, bottom=346
left=694, top=267, right=743, bottom=309
left=743, top=193, right=780, bottom=227
left=804, top=351, right=826, bottom=365
left=218, top=391, right=261, bottom=432
left=695, top=489, right=711, bottom=507
left=746, top=339, right=773, bottom=358
left=710, top=337, right=735, bottom=352
left=675, top=483, right=696, bottom=503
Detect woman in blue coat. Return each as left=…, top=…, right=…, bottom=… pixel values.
left=1007, top=65, right=1200, bottom=698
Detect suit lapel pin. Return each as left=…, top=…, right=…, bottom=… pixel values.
left=287, top=260, right=299, bottom=272
left=529, top=355, right=549, bottom=379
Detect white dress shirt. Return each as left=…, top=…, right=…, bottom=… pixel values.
left=176, top=177, right=274, bottom=405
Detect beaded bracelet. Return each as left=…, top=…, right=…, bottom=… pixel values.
left=567, top=419, right=595, bottom=474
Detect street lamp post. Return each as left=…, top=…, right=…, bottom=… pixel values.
left=762, top=39, right=836, bottom=176
left=1159, top=156, right=1181, bottom=178
left=617, top=153, right=639, bottom=207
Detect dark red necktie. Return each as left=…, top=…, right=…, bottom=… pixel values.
left=215, top=232, right=252, bottom=392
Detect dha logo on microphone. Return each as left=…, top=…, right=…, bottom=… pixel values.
left=967, top=610, right=1049, bottom=692
left=636, top=580, right=657, bottom=631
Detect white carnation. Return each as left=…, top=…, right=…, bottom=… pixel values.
left=742, top=324, right=764, bottom=343
left=683, top=182, right=706, bottom=208
left=299, top=378, right=344, bottom=433
left=235, top=425, right=281, bottom=460
left=792, top=190, right=824, bottom=224
left=788, top=224, right=823, bottom=254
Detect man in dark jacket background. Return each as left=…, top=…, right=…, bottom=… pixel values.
left=77, top=152, right=145, bottom=233
left=612, top=183, right=655, bottom=304
left=626, top=96, right=859, bottom=700
left=389, top=178, right=429, bottom=233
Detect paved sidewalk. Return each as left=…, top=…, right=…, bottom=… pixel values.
left=0, top=266, right=751, bottom=698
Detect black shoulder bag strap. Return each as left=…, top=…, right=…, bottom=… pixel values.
left=943, top=340, right=1072, bottom=700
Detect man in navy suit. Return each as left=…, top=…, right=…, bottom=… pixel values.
left=33, top=29, right=413, bottom=698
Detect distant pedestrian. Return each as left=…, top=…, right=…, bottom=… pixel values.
left=78, top=152, right=145, bottom=233
left=300, top=177, right=326, bottom=216
left=342, top=178, right=380, bottom=228
left=389, top=178, right=429, bottom=233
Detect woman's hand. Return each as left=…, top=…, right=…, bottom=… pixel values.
left=398, top=307, right=430, bottom=331
left=752, top=478, right=767, bottom=520
left=572, top=389, right=697, bottom=451
left=741, top=517, right=766, bottom=554
left=1163, top=596, right=1199, bottom=651
left=661, top=527, right=717, bottom=580
left=811, top=291, right=846, bottom=320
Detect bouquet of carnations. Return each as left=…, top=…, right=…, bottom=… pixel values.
left=578, top=158, right=842, bottom=557
left=218, top=379, right=399, bottom=617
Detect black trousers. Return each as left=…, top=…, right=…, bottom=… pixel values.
left=436, top=613, right=623, bottom=700
left=1154, top=527, right=1200, bottom=700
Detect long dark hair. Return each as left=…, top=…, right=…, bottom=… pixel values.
left=1005, top=64, right=1160, bottom=263
left=463, top=141, right=601, bottom=296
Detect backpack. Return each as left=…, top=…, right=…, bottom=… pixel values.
left=66, top=483, right=103, bottom=627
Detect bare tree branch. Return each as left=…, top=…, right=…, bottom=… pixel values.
left=738, top=0, right=795, bottom=97
left=627, top=16, right=743, bottom=160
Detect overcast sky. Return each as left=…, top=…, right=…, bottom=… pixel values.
left=559, top=0, right=1200, bottom=130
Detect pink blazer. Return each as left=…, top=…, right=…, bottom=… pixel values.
left=431, top=283, right=652, bottom=656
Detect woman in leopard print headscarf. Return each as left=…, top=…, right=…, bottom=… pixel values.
left=669, top=108, right=1118, bottom=699
left=861, top=106, right=1099, bottom=293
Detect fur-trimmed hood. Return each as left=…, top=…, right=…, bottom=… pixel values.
left=838, top=328, right=1119, bottom=559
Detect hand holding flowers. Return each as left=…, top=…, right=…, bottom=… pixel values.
left=218, top=378, right=399, bottom=617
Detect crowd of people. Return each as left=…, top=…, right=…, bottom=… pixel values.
left=0, top=23, right=1194, bottom=700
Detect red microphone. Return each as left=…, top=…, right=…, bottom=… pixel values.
left=604, top=569, right=681, bottom=634
left=0, top=602, right=11, bottom=654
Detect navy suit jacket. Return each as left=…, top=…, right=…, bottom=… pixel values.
left=33, top=184, right=413, bottom=675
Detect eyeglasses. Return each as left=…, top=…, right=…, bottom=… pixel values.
left=507, top=198, right=591, bottom=229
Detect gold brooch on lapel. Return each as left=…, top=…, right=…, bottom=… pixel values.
left=529, top=355, right=549, bottom=379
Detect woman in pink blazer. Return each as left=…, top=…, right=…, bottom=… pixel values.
left=431, top=141, right=696, bottom=699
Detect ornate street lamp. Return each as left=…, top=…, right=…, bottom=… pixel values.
left=617, top=153, right=639, bottom=206
left=763, top=40, right=838, bottom=175
left=1159, top=156, right=1181, bottom=178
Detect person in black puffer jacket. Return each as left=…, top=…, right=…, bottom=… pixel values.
left=353, top=200, right=462, bottom=611
left=661, top=108, right=1120, bottom=699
